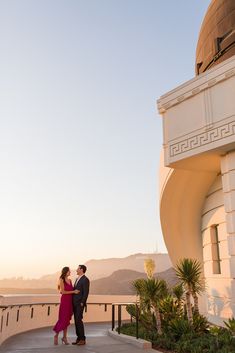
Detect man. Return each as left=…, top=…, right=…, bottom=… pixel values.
left=72, top=265, right=90, bottom=345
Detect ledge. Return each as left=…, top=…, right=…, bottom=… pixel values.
left=157, top=55, right=235, bottom=114
left=108, top=328, right=157, bottom=351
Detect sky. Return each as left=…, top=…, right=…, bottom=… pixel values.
left=0, top=0, right=211, bottom=279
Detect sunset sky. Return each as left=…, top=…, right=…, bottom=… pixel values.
left=0, top=0, right=210, bottom=278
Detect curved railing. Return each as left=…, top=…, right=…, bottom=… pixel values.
left=0, top=296, right=135, bottom=345
left=111, top=302, right=139, bottom=339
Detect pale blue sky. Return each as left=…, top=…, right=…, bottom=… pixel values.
left=0, top=0, right=210, bottom=278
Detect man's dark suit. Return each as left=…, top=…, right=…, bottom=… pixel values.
left=73, top=275, right=90, bottom=341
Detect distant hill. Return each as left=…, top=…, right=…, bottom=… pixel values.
left=86, top=253, right=171, bottom=280
left=0, top=268, right=178, bottom=295
left=0, top=253, right=172, bottom=292
left=90, top=268, right=178, bottom=295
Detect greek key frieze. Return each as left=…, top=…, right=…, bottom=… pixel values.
left=169, top=121, right=235, bottom=157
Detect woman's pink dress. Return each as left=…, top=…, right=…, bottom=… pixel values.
left=53, top=280, right=73, bottom=333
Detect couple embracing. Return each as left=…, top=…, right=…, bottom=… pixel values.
left=53, top=265, right=90, bottom=346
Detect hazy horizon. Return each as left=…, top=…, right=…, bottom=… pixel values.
left=0, top=0, right=210, bottom=278
left=0, top=251, right=170, bottom=280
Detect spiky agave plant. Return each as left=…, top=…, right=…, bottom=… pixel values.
left=175, top=258, right=204, bottom=323
left=143, top=278, right=168, bottom=334
left=172, top=283, right=184, bottom=315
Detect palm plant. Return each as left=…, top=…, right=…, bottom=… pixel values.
left=159, top=295, right=178, bottom=324
left=192, top=281, right=205, bottom=314
left=172, top=283, right=184, bottom=315
left=174, top=258, right=204, bottom=323
left=133, top=277, right=168, bottom=334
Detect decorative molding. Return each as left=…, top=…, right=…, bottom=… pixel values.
left=157, top=63, right=235, bottom=114
left=204, top=89, right=213, bottom=129
left=170, top=120, right=235, bottom=157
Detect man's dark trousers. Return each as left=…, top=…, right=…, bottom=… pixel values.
left=73, top=275, right=90, bottom=342
left=73, top=303, right=85, bottom=340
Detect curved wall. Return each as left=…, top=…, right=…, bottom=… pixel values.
left=159, top=152, right=217, bottom=265
left=202, top=175, right=235, bottom=325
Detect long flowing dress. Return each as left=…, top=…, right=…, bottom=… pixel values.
left=53, top=280, right=73, bottom=333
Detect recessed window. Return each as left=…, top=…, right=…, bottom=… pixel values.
left=210, top=224, right=221, bottom=274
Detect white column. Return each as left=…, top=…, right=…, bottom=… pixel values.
left=221, top=151, right=235, bottom=279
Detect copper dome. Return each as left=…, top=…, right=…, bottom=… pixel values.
left=195, top=0, right=235, bottom=75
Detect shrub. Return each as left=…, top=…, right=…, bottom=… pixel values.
left=125, top=304, right=156, bottom=331
left=224, top=317, right=235, bottom=335
left=175, top=333, right=216, bottom=353
left=168, top=317, right=192, bottom=339
left=152, top=332, right=176, bottom=351
left=117, top=322, right=151, bottom=341
left=192, top=313, right=209, bottom=333
left=159, top=295, right=179, bottom=322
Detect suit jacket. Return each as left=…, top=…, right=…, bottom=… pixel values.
left=73, top=275, right=90, bottom=306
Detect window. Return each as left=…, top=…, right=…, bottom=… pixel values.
left=210, top=224, right=221, bottom=274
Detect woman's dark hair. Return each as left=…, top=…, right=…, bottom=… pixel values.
left=57, top=266, right=70, bottom=290
left=60, top=266, right=70, bottom=281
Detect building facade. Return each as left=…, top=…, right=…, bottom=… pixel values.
left=158, top=0, right=235, bottom=326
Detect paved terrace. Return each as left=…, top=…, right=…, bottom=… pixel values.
left=0, top=323, right=155, bottom=353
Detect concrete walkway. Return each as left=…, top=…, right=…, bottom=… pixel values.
left=0, top=323, right=155, bottom=353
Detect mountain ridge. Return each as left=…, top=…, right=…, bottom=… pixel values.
left=0, top=253, right=171, bottom=290
left=0, top=267, right=178, bottom=295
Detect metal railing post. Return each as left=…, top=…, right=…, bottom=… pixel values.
left=117, top=304, right=121, bottom=334
left=135, top=303, right=139, bottom=339
left=112, top=304, right=115, bottom=331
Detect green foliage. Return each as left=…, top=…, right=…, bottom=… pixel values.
left=132, top=277, right=169, bottom=334
left=133, top=277, right=168, bottom=303
left=159, top=295, right=179, bottom=323
left=152, top=332, right=176, bottom=351
left=175, top=258, right=205, bottom=297
left=175, top=333, right=217, bottom=353
left=192, top=313, right=209, bottom=333
left=125, top=304, right=156, bottom=331
left=123, top=258, right=235, bottom=353
left=175, top=258, right=202, bottom=285
left=120, top=314, right=235, bottom=353
left=168, top=317, right=193, bottom=339
left=172, top=282, right=184, bottom=298
left=132, top=278, right=146, bottom=297
left=224, top=317, right=235, bottom=334
left=117, top=322, right=151, bottom=341
left=209, top=325, right=221, bottom=336
left=174, top=258, right=204, bottom=322
left=125, top=304, right=136, bottom=318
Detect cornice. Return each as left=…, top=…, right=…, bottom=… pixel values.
left=157, top=56, right=235, bottom=115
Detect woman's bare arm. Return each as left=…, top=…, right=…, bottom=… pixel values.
left=59, top=279, right=79, bottom=294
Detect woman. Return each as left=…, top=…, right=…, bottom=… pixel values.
left=53, top=266, right=79, bottom=345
